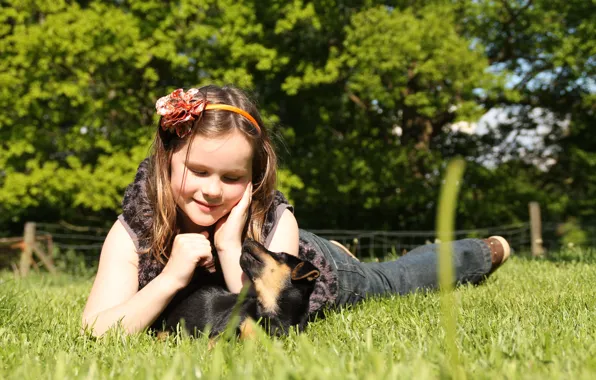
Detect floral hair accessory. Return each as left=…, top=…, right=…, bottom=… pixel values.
left=156, top=88, right=261, bottom=138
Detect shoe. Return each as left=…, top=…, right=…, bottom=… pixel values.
left=329, top=240, right=360, bottom=261
left=483, top=236, right=511, bottom=273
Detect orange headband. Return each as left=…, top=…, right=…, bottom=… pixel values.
left=205, top=103, right=261, bottom=134
left=156, top=88, right=261, bottom=138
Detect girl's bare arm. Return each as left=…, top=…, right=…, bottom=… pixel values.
left=81, top=220, right=182, bottom=336
left=267, top=209, right=300, bottom=257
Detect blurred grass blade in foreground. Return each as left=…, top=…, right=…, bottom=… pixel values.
left=436, top=158, right=466, bottom=379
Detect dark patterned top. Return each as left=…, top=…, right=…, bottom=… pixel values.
left=118, top=158, right=338, bottom=314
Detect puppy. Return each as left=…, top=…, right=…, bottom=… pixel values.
left=156, top=239, right=320, bottom=339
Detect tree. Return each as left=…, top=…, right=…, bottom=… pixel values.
left=0, top=0, right=592, bottom=236
left=260, top=2, right=502, bottom=229
left=460, top=0, right=596, bottom=223
left=0, top=0, right=301, bottom=233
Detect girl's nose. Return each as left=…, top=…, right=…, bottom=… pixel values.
left=202, top=178, right=222, bottom=200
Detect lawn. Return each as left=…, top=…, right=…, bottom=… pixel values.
left=1, top=252, right=595, bottom=379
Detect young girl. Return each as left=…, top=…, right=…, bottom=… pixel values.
left=82, top=85, right=510, bottom=337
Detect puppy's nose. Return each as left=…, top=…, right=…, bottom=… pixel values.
left=242, top=238, right=260, bottom=251
left=242, top=238, right=270, bottom=258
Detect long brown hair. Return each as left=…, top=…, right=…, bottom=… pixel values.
left=143, top=85, right=277, bottom=262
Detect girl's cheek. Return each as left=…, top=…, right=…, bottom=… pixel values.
left=171, top=177, right=187, bottom=197
left=226, top=183, right=247, bottom=204
left=171, top=176, right=195, bottom=198
left=170, top=182, right=180, bottom=198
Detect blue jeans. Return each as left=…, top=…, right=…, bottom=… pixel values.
left=300, top=230, right=492, bottom=307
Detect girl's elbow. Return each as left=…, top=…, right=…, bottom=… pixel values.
left=81, top=314, right=96, bottom=336
left=81, top=313, right=105, bottom=337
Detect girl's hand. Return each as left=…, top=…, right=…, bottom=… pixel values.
left=161, top=231, right=214, bottom=289
left=214, top=183, right=252, bottom=252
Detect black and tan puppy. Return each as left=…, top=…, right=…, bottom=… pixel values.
left=156, top=239, right=320, bottom=339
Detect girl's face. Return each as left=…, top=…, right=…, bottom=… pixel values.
left=170, top=129, right=253, bottom=231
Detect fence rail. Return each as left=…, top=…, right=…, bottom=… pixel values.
left=36, top=223, right=108, bottom=251
left=3, top=203, right=596, bottom=275
left=12, top=222, right=539, bottom=260
left=311, top=223, right=533, bottom=258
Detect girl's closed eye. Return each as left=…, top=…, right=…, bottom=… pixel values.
left=223, top=176, right=241, bottom=183
left=189, top=167, right=243, bottom=182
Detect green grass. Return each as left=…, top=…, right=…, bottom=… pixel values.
left=1, top=254, right=596, bottom=379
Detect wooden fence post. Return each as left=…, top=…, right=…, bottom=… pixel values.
left=529, top=202, right=544, bottom=257
left=19, top=222, right=36, bottom=276
left=32, top=241, right=57, bottom=274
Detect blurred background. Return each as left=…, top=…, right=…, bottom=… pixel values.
left=0, top=0, right=594, bottom=267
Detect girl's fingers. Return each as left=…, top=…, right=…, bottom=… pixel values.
left=230, top=183, right=253, bottom=217
left=205, top=260, right=216, bottom=273
left=241, top=182, right=252, bottom=206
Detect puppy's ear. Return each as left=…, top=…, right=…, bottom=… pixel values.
left=291, top=262, right=320, bottom=281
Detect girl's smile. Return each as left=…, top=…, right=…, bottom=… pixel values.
left=193, top=199, right=222, bottom=212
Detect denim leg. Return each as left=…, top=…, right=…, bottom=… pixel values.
left=302, top=231, right=493, bottom=308
left=362, top=239, right=493, bottom=298
left=300, top=230, right=369, bottom=306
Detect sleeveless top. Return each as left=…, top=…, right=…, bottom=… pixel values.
left=118, top=158, right=338, bottom=314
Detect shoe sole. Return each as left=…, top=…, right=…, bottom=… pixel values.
left=489, top=235, right=511, bottom=261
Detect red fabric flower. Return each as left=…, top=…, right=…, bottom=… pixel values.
left=155, top=88, right=208, bottom=138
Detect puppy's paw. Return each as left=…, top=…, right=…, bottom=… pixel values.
left=156, top=331, right=170, bottom=341
left=208, top=337, right=218, bottom=351
left=239, top=317, right=258, bottom=340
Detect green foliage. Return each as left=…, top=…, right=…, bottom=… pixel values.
left=460, top=0, right=596, bottom=222
left=0, top=0, right=594, bottom=233
left=557, top=217, right=589, bottom=247
left=547, top=246, right=596, bottom=264
left=52, top=248, right=98, bottom=277
left=0, top=1, right=156, bottom=228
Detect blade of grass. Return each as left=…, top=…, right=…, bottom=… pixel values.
left=222, top=282, right=251, bottom=340
left=436, top=158, right=466, bottom=380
